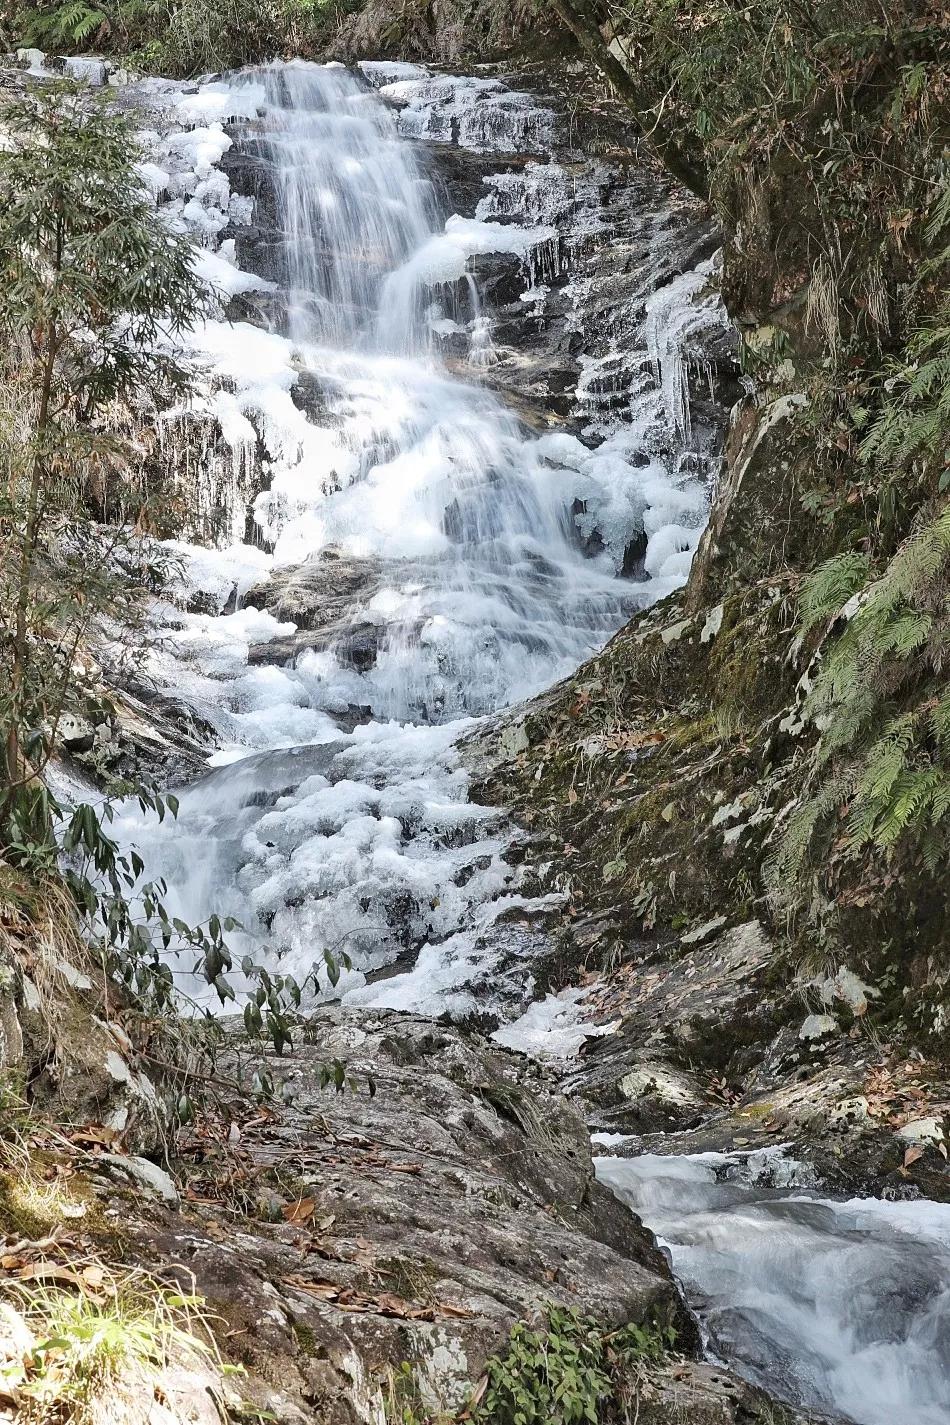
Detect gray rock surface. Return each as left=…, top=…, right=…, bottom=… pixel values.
left=116, top=1011, right=823, bottom=1424
left=244, top=550, right=384, bottom=678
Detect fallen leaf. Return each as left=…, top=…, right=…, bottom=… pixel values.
left=466, top=1375, right=489, bottom=1412
left=283, top=1197, right=316, bottom=1224
left=70, top=1125, right=120, bottom=1148
left=17, top=1263, right=84, bottom=1288
left=903, top=1145, right=925, bottom=1167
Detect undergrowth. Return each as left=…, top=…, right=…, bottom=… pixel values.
left=5, top=1269, right=223, bottom=1424
left=385, top=1308, right=675, bottom=1425
left=5, top=0, right=362, bottom=73
left=548, top=0, right=950, bottom=954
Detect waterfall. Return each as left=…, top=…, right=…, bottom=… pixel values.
left=118, top=62, right=712, bottom=1011
left=251, top=63, right=438, bottom=350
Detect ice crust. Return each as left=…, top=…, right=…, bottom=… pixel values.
left=113, top=61, right=726, bottom=1021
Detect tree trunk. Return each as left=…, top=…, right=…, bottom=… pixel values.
left=544, top=0, right=710, bottom=201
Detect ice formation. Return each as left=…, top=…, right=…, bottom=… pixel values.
left=112, top=61, right=724, bottom=1017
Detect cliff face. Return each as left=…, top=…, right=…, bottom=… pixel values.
left=462, top=1, right=950, bottom=1191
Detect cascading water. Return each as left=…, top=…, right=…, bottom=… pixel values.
left=117, top=61, right=712, bottom=1011
left=597, top=1152, right=950, bottom=1425
left=98, top=58, right=950, bottom=1425
left=256, top=64, right=438, bottom=349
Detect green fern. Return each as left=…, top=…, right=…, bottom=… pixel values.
left=799, top=551, right=870, bottom=631
left=24, top=1, right=108, bottom=46
left=773, top=213, right=950, bottom=901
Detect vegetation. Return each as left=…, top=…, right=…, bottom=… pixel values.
left=469, top=1308, right=674, bottom=1425
left=384, top=1309, right=675, bottom=1425
left=0, top=83, right=222, bottom=1062
left=548, top=0, right=950, bottom=949
left=5, top=1269, right=221, bottom=1424
left=4, top=0, right=361, bottom=74
left=0, top=82, right=200, bottom=838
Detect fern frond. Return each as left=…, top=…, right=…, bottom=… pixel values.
left=799, top=551, right=869, bottom=631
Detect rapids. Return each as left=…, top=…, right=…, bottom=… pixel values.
left=597, top=1152, right=950, bottom=1425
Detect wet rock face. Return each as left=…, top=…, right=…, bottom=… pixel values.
left=422, top=143, right=737, bottom=476
left=243, top=549, right=384, bottom=676
left=61, top=684, right=218, bottom=790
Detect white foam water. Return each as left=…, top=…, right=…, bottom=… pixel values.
left=113, top=61, right=716, bottom=1012
left=597, top=1152, right=950, bottom=1425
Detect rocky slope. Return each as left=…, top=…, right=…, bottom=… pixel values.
left=458, top=2, right=950, bottom=1200
left=1, top=979, right=828, bottom=1424
left=2, top=15, right=948, bottom=1423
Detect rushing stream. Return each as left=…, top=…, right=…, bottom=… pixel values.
left=597, top=1152, right=950, bottom=1425
left=102, top=59, right=949, bottom=1425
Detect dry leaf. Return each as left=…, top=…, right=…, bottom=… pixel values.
left=17, top=1263, right=84, bottom=1288
left=283, top=1197, right=316, bottom=1224
left=467, top=1375, right=489, bottom=1411
left=903, top=1145, right=924, bottom=1167
left=16, top=1265, right=99, bottom=1299
left=283, top=1274, right=340, bottom=1299
left=70, top=1125, right=119, bottom=1148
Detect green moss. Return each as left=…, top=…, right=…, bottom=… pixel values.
left=738, top=1100, right=777, bottom=1120
left=663, top=713, right=721, bottom=751
left=376, top=1255, right=437, bottom=1305
left=291, top=1320, right=318, bottom=1358
left=706, top=596, right=791, bottom=723
left=0, top=1170, right=51, bottom=1239
left=0, top=1158, right=108, bottom=1241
